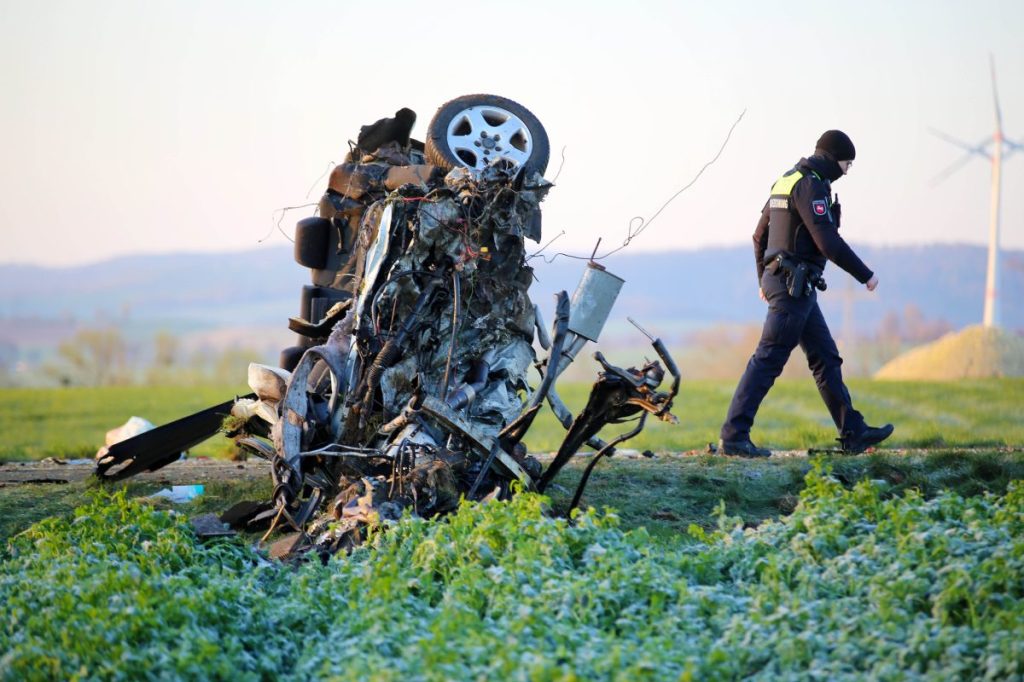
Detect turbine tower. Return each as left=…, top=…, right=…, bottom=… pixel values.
left=931, top=56, right=1021, bottom=328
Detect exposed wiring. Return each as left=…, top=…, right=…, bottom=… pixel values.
left=526, top=230, right=566, bottom=262
left=305, top=161, right=336, bottom=199
left=551, top=146, right=568, bottom=183
left=259, top=202, right=319, bottom=244
left=536, top=109, right=746, bottom=264
left=258, top=160, right=339, bottom=244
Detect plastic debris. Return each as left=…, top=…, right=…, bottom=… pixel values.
left=95, top=416, right=156, bottom=461
left=148, top=485, right=204, bottom=504
left=190, top=513, right=236, bottom=538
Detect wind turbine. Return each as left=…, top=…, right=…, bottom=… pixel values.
left=930, top=56, right=1022, bottom=328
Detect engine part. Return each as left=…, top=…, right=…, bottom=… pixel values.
left=568, top=262, right=625, bottom=342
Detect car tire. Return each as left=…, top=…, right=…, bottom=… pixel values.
left=425, top=94, right=549, bottom=175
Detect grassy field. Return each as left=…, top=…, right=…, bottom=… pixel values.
left=534, top=377, right=1024, bottom=453
left=7, top=449, right=1021, bottom=547
left=2, top=381, right=1023, bottom=677
left=2, top=379, right=1023, bottom=543
left=0, top=384, right=250, bottom=461
left=2, top=379, right=1022, bottom=462
left=3, top=472, right=1022, bottom=679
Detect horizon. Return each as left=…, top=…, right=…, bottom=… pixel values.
left=2, top=238, right=1021, bottom=271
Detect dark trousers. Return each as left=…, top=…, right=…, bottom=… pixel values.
left=720, top=270, right=866, bottom=443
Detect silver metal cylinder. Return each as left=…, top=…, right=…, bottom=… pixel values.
left=567, top=262, right=624, bottom=342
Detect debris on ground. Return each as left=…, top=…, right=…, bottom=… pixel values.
left=190, top=513, right=236, bottom=539
left=95, top=416, right=156, bottom=461
left=148, top=485, right=204, bottom=504
left=95, top=94, right=680, bottom=560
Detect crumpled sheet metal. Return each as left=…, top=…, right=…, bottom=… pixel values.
left=226, top=105, right=677, bottom=562
left=242, top=158, right=553, bottom=557
left=343, top=164, right=548, bottom=438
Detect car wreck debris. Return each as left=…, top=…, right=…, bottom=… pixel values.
left=95, top=95, right=680, bottom=560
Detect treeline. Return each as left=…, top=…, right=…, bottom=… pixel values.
left=0, top=304, right=959, bottom=387
left=4, top=328, right=270, bottom=388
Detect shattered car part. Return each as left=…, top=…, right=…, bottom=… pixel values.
left=95, top=396, right=253, bottom=481
left=568, top=263, right=625, bottom=342
left=537, top=351, right=678, bottom=494
left=95, top=95, right=681, bottom=560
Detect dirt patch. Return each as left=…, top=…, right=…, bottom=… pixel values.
left=876, top=325, right=1024, bottom=379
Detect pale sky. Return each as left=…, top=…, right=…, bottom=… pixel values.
left=1, top=0, right=1022, bottom=267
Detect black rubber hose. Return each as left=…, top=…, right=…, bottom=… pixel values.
left=445, top=357, right=489, bottom=410
left=567, top=413, right=647, bottom=515
left=357, top=281, right=438, bottom=423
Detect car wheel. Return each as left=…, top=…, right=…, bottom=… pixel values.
left=425, top=94, right=549, bottom=174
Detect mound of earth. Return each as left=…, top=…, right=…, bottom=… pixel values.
left=875, top=325, right=1024, bottom=380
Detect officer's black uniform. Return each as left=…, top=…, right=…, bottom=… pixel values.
left=720, top=145, right=873, bottom=448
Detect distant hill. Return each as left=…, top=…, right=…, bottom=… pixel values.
left=530, top=244, right=1024, bottom=338
left=1, top=243, right=1021, bottom=350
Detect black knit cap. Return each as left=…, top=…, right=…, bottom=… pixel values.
left=815, top=130, right=856, bottom=161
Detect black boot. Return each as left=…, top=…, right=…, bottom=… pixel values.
left=839, top=424, right=894, bottom=454
left=718, top=438, right=771, bottom=458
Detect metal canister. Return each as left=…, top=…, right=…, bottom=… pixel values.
left=567, top=262, right=625, bottom=342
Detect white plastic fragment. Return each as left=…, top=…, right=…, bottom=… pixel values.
left=247, top=363, right=291, bottom=402
left=94, top=416, right=156, bottom=461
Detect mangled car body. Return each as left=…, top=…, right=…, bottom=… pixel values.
left=96, top=95, right=679, bottom=559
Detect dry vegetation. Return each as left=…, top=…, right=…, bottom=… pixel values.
left=876, top=325, right=1024, bottom=380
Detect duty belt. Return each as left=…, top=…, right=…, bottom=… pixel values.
left=769, top=254, right=826, bottom=298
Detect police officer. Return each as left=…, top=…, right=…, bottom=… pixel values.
left=718, top=130, right=893, bottom=457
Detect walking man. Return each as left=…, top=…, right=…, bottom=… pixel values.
left=719, top=130, right=893, bottom=457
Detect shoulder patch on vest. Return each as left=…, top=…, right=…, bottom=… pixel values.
left=812, top=199, right=828, bottom=216
left=769, top=197, right=789, bottom=209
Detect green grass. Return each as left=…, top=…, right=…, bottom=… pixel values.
left=0, top=384, right=249, bottom=461
left=4, top=450, right=1023, bottom=547
left=3, top=381, right=1023, bottom=678
left=2, top=379, right=1022, bottom=463
left=0, top=478, right=273, bottom=547
left=522, top=378, right=1024, bottom=453
left=545, top=449, right=1024, bottom=542
left=2, top=379, right=1023, bottom=544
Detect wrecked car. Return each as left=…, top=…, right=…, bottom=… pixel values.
left=96, top=94, right=680, bottom=559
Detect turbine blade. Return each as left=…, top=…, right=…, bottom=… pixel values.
left=929, top=153, right=976, bottom=187
left=928, top=128, right=992, bottom=158
left=1003, top=138, right=1023, bottom=156
left=990, top=54, right=1004, bottom=132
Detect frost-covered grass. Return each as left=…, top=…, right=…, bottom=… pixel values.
left=2, top=465, right=1022, bottom=680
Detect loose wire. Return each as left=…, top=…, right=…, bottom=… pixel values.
left=536, top=109, right=746, bottom=263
